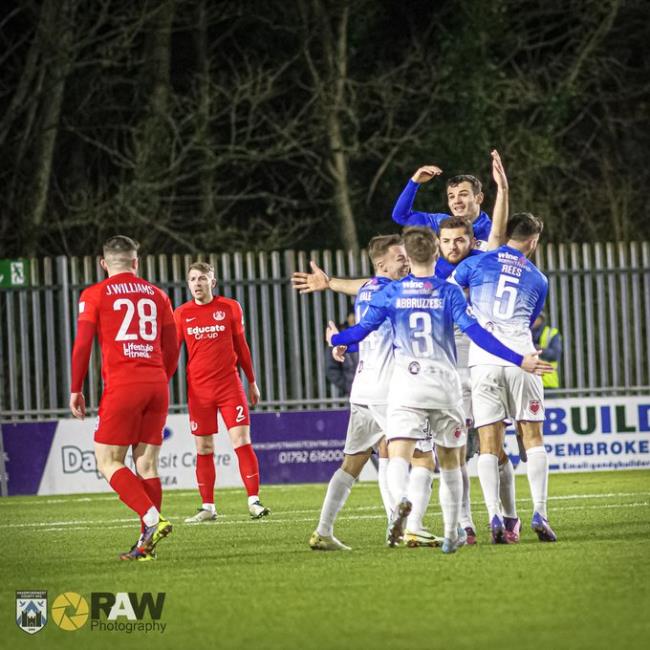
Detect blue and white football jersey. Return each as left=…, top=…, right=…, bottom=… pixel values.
left=349, top=276, right=394, bottom=405
left=452, top=245, right=547, bottom=367
left=348, top=274, right=477, bottom=409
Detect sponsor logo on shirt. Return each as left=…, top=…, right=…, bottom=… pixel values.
left=187, top=324, right=226, bottom=340
left=122, top=342, right=154, bottom=359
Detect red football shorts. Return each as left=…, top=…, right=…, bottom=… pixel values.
left=188, top=381, right=250, bottom=436
left=95, top=382, right=169, bottom=446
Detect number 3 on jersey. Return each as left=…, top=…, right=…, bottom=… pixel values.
left=409, top=311, right=434, bottom=357
left=114, top=298, right=158, bottom=341
left=493, top=274, right=519, bottom=319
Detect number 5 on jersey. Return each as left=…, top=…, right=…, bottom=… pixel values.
left=493, top=275, right=519, bottom=319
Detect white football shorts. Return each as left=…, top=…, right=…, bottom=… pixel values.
left=386, top=404, right=467, bottom=449
left=458, top=366, right=473, bottom=428
left=343, top=403, right=387, bottom=455
left=470, top=365, right=544, bottom=428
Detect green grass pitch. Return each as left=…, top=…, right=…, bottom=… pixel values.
left=2, top=470, right=650, bottom=650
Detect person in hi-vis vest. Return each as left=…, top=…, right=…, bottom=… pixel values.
left=531, top=312, right=562, bottom=388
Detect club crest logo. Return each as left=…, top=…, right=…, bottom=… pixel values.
left=213, top=311, right=226, bottom=321
left=190, top=420, right=198, bottom=432
left=16, top=591, right=47, bottom=635
left=408, top=361, right=421, bottom=375
left=453, top=427, right=463, bottom=439
left=529, top=400, right=541, bottom=414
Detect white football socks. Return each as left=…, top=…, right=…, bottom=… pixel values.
left=439, top=467, right=462, bottom=540
left=406, top=466, right=434, bottom=532
left=459, top=462, right=475, bottom=529
left=526, top=445, right=549, bottom=518
left=377, top=457, right=394, bottom=520
left=386, top=457, right=410, bottom=508
left=202, top=502, right=216, bottom=514
left=316, top=468, right=356, bottom=537
left=477, top=453, right=501, bottom=521
left=142, top=506, right=160, bottom=528
left=498, top=458, right=517, bottom=519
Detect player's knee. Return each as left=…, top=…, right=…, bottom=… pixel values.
left=195, top=436, right=214, bottom=454
left=135, top=457, right=157, bottom=478
left=341, top=452, right=369, bottom=477
left=229, top=427, right=251, bottom=448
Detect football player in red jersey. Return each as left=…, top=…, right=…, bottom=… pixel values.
left=69, top=236, right=179, bottom=561
left=174, top=262, right=270, bottom=521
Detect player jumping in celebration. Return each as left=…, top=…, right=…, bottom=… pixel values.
left=452, top=212, right=558, bottom=543
left=175, top=262, right=269, bottom=521
left=392, top=150, right=508, bottom=250
left=328, top=227, right=551, bottom=553
left=69, top=236, right=179, bottom=561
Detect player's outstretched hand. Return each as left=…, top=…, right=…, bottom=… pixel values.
left=521, top=351, right=554, bottom=375
left=411, top=165, right=443, bottom=184
left=326, top=320, right=339, bottom=346
left=69, top=392, right=86, bottom=420
left=291, top=260, right=330, bottom=294
left=249, top=381, right=261, bottom=407
left=332, top=345, right=347, bottom=362
left=491, top=149, right=508, bottom=190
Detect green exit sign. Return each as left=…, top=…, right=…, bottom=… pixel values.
left=0, top=259, right=30, bottom=288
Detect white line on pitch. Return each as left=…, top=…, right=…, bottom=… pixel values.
left=28, top=501, right=650, bottom=533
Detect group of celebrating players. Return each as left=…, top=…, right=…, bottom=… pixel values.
left=69, top=148, right=556, bottom=561
left=292, top=150, right=557, bottom=553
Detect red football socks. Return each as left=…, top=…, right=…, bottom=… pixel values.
left=139, top=477, right=162, bottom=532
left=109, top=467, right=154, bottom=518
left=234, top=444, right=260, bottom=497
left=196, top=453, right=216, bottom=504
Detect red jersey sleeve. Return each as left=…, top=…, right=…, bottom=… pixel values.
left=173, top=305, right=185, bottom=348
left=231, top=301, right=255, bottom=383
left=70, top=287, right=99, bottom=392
left=158, top=291, right=179, bottom=379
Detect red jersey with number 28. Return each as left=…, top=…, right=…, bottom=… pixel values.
left=72, top=272, right=177, bottom=390
left=174, top=296, right=255, bottom=398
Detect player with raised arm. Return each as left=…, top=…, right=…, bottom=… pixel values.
left=309, top=235, right=410, bottom=550
left=175, top=262, right=269, bottom=521
left=294, top=243, right=443, bottom=547
left=392, top=150, right=508, bottom=250
left=328, top=227, right=551, bottom=553
left=433, top=151, right=521, bottom=544
left=69, top=236, right=178, bottom=561
left=452, top=212, right=557, bottom=543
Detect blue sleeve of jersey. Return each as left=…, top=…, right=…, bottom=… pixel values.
left=331, top=288, right=391, bottom=346
left=345, top=342, right=359, bottom=353
left=529, top=278, right=548, bottom=326
left=392, top=180, right=441, bottom=229
left=464, top=324, right=524, bottom=366
left=451, top=256, right=473, bottom=289
left=448, top=284, right=477, bottom=330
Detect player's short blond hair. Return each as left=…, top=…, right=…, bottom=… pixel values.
left=187, top=262, right=215, bottom=278
left=402, top=227, right=439, bottom=264
left=367, top=234, right=403, bottom=268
